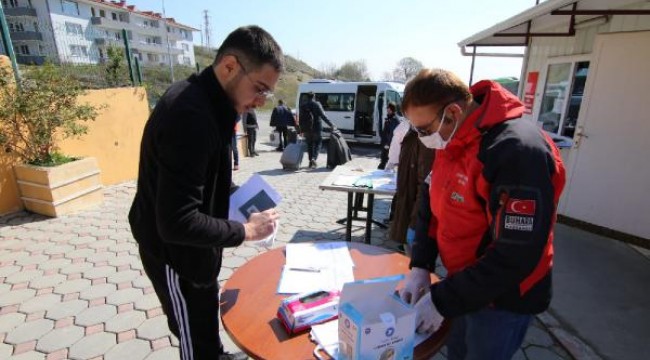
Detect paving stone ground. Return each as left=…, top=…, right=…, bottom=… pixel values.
left=0, top=113, right=577, bottom=359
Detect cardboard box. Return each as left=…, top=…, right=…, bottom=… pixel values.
left=338, top=275, right=416, bottom=360
left=277, top=290, right=340, bottom=334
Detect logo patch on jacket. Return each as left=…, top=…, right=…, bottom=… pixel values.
left=505, top=215, right=534, bottom=231
left=505, top=199, right=536, bottom=216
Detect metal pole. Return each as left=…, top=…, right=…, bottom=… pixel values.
left=468, top=46, right=477, bottom=86
left=0, top=2, right=21, bottom=84
left=134, top=56, right=143, bottom=85
left=122, top=28, right=135, bottom=86
left=195, top=61, right=200, bottom=73
left=162, top=0, right=174, bottom=82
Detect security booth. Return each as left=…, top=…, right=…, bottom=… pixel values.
left=458, top=0, right=650, bottom=244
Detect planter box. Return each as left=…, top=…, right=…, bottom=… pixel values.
left=14, top=157, right=103, bottom=217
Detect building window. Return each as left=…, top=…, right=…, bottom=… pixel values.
left=69, top=44, right=88, bottom=57
left=537, top=61, right=590, bottom=138
left=65, top=22, right=83, bottom=36
left=91, top=7, right=95, bottom=17
left=111, top=12, right=117, bottom=21
left=14, top=45, right=30, bottom=55
left=9, top=22, right=25, bottom=32
left=5, top=0, right=19, bottom=8
left=183, top=56, right=191, bottom=65
left=99, top=9, right=105, bottom=18
left=61, top=0, right=79, bottom=16
left=181, top=43, right=189, bottom=52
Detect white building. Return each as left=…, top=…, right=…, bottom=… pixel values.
left=2, top=0, right=197, bottom=66
left=459, top=0, right=650, bottom=243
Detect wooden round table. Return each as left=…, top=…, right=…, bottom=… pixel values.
left=220, top=242, right=449, bottom=359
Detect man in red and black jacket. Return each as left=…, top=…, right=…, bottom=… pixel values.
left=399, top=69, right=566, bottom=360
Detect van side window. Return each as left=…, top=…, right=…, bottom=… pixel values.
left=314, top=93, right=355, bottom=111
left=386, top=90, right=403, bottom=115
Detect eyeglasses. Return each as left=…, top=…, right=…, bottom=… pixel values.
left=410, top=100, right=458, bottom=136
left=232, top=55, right=274, bottom=100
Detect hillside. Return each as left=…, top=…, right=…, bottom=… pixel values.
left=194, top=46, right=319, bottom=109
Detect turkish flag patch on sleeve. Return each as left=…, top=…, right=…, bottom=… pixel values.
left=505, top=199, right=536, bottom=216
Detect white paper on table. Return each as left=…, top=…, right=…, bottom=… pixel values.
left=332, top=175, right=360, bottom=187
left=276, top=265, right=354, bottom=294
left=310, top=319, right=435, bottom=359
left=229, top=174, right=282, bottom=223
left=285, top=242, right=354, bottom=270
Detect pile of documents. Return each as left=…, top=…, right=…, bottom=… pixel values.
left=277, top=242, right=355, bottom=294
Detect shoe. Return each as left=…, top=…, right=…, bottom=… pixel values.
left=253, top=152, right=260, bottom=156
left=309, top=160, right=317, bottom=169
left=219, top=351, right=248, bottom=360
left=276, top=147, right=284, bottom=151
left=233, top=165, right=239, bottom=171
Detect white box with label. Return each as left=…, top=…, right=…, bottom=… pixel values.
left=338, top=275, right=416, bottom=360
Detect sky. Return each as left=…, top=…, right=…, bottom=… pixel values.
left=126, top=0, right=540, bottom=82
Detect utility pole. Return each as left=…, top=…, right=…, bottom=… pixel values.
left=203, top=10, right=211, bottom=49
left=162, top=0, right=174, bottom=82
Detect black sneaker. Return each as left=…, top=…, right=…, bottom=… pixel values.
left=219, top=351, right=249, bottom=360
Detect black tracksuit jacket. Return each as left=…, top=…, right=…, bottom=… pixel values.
left=129, top=67, right=245, bottom=284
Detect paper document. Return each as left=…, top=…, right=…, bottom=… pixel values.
left=277, top=265, right=355, bottom=294
left=332, top=175, right=360, bottom=187
left=285, top=242, right=354, bottom=270
left=229, top=174, right=282, bottom=247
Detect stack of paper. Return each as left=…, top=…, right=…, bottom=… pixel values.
left=277, top=242, right=355, bottom=294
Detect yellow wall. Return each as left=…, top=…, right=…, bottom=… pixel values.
left=59, top=87, right=148, bottom=186
left=0, top=56, right=23, bottom=215
left=0, top=55, right=149, bottom=216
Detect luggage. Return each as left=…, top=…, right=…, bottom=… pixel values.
left=327, top=130, right=352, bottom=169
left=280, top=140, right=306, bottom=170
left=288, top=128, right=298, bottom=144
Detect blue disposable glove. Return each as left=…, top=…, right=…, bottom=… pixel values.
left=406, top=228, right=415, bottom=247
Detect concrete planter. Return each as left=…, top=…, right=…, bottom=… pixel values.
left=13, top=157, right=103, bottom=217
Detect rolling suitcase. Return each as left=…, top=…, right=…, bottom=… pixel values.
left=280, top=140, right=306, bottom=170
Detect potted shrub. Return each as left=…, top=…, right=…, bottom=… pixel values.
left=0, top=62, right=104, bottom=217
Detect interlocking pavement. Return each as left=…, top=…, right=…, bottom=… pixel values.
left=0, top=115, right=575, bottom=360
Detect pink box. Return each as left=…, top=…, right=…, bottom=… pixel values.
left=277, top=290, right=341, bottom=334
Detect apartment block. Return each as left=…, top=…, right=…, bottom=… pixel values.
left=1, top=0, right=197, bottom=66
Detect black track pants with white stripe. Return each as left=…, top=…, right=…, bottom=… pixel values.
left=139, top=247, right=224, bottom=359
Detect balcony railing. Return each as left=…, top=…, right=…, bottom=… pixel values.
left=94, top=38, right=122, bottom=47
left=91, top=16, right=129, bottom=29
left=4, top=7, right=37, bottom=17
left=10, top=31, right=43, bottom=41
left=132, top=41, right=182, bottom=55
left=16, top=54, right=46, bottom=65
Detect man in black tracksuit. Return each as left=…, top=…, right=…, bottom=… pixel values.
left=129, top=26, right=283, bottom=360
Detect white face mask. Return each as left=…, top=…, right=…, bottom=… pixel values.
left=418, top=108, right=458, bottom=149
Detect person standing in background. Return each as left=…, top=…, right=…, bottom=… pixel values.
left=244, top=109, right=259, bottom=156
left=232, top=118, right=240, bottom=170
left=270, top=99, right=294, bottom=151
left=378, top=102, right=402, bottom=169
left=299, top=92, right=336, bottom=168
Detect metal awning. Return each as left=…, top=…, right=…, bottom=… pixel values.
left=458, top=0, right=650, bottom=55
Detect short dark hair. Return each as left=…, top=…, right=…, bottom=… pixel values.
left=278, top=99, right=284, bottom=105
left=387, top=102, right=396, bottom=112
left=215, top=25, right=284, bottom=72
left=306, top=91, right=315, bottom=100
left=402, top=69, right=472, bottom=113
